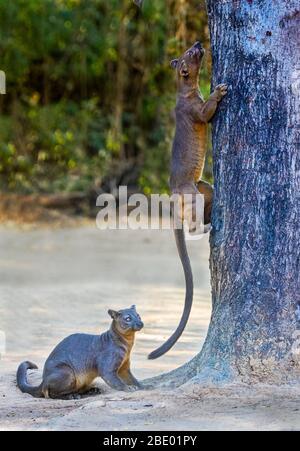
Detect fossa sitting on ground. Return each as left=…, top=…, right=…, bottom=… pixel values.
left=17, top=306, right=144, bottom=399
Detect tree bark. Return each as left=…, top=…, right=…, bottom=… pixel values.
left=202, top=0, right=300, bottom=384
left=147, top=0, right=300, bottom=387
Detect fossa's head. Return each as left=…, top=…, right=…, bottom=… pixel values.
left=108, top=305, right=144, bottom=334
left=171, top=41, right=205, bottom=90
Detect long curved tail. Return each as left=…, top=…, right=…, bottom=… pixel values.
left=148, top=227, right=193, bottom=359
left=17, top=361, right=43, bottom=398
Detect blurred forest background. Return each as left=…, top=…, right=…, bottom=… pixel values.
left=0, top=0, right=211, bottom=199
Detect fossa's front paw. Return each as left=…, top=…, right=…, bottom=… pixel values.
left=125, top=385, right=139, bottom=392
left=214, top=83, right=228, bottom=99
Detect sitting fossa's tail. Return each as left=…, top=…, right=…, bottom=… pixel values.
left=148, top=227, right=193, bottom=359
left=17, top=361, right=43, bottom=398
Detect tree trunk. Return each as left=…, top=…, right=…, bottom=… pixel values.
left=202, top=0, right=300, bottom=384
left=147, top=0, right=300, bottom=387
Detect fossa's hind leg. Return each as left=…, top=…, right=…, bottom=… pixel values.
left=43, top=365, right=77, bottom=399
left=197, top=180, right=213, bottom=225
left=172, top=183, right=200, bottom=233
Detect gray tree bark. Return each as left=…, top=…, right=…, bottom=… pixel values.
left=202, top=0, right=300, bottom=384
left=147, top=0, right=300, bottom=387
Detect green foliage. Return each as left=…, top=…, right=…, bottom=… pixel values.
left=0, top=0, right=211, bottom=194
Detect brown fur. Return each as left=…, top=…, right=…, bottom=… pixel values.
left=148, top=42, right=227, bottom=360
left=170, top=41, right=227, bottom=225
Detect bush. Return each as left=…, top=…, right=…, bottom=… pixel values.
left=0, top=0, right=212, bottom=194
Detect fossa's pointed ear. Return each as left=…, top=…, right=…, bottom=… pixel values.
left=179, top=60, right=189, bottom=77
left=131, top=305, right=136, bottom=311
left=108, top=309, right=119, bottom=320
left=170, top=59, right=179, bottom=70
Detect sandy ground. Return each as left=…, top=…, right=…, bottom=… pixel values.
left=0, top=224, right=299, bottom=431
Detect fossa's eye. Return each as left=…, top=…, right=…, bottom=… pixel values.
left=125, top=316, right=131, bottom=322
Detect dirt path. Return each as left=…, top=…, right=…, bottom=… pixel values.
left=0, top=225, right=299, bottom=430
